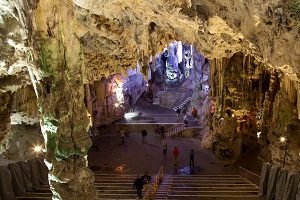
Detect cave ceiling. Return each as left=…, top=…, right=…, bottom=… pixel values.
left=74, top=0, right=300, bottom=83
left=0, top=0, right=300, bottom=93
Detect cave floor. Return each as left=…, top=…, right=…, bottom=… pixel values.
left=115, top=98, right=202, bottom=127
left=89, top=98, right=262, bottom=177
left=88, top=132, right=244, bottom=176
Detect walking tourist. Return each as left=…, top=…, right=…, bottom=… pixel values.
left=189, top=149, right=195, bottom=169
left=162, top=141, right=167, bottom=157
left=173, top=146, right=179, bottom=166
left=120, top=128, right=125, bottom=144
left=142, top=129, right=147, bottom=143
left=133, top=176, right=144, bottom=199
left=191, top=107, right=198, bottom=122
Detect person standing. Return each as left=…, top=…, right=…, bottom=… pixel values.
left=155, top=125, right=160, bottom=136
left=142, top=129, right=147, bottom=143
left=191, top=107, right=198, bottom=122
left=162, top=141, right=167, bottom=157
left=183, top=114, right=188, bottom=126
left=160, top=125, right=165, bottom=139
left=173, top=146, right=179, bottom=166
left=133, top=176, right=144, bottom=199
left=176, top=108, right=181, bottom=119
left=120, top=128, right=125, bottom=144
left=189, top=149, right=194, bottom=169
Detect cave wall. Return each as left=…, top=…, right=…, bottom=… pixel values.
left=85, top=67, right=146, bottom=128
left=206, top=52, right=300, bottom=170
left=189, top=48, right=210, bottom=127
left=1, top=85, right=41, bottom=159
left=0, top=0, right=300, bottom=198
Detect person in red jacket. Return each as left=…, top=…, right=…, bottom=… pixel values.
left=191, top=107, right=198, bottom=122
left=173, top=146, right=179, bottom=166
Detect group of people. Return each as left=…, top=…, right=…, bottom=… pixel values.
left=161, top=141, right=195, bottom=169
left=133, top=174, right=151, bottom=199
left=172, top=146, right=195, bottom=169
left=175, top=107, right=198, bottom=125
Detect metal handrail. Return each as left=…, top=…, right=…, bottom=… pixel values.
left=166, top=123, right=185, bottom=137
left=238, top=165, right=260, bottom=186
left=143, top=166, right=164, bottom=200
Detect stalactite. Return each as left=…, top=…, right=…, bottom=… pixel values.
left=241, top=54, right=246, bottom=104
left=282, top=74, right=297, bottom=105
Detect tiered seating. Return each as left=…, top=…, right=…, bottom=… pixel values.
left=166, top=174, right=262, bottom=200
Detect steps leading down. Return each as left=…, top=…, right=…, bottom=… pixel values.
left=95, top=173, right=148, bottom=200
left=16, top=174, right=152, bottom=200
left=166, top=174, right=262, bottom=200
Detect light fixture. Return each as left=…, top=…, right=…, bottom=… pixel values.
left=257, top=131, right=261, bottom=138
left=114, top=103, right=120, bottom=108
left=146, top=83, right=149, bottom=87
left=124, top=112, right=137, bottom=119
left=232, top=114, right=235, bottom=117
left=34, top=145, right=42, bottom=153
left=280, top=136, right=286, bottom=143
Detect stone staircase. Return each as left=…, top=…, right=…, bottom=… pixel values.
left=172, top=89, right=193, bottom=111
left=95, top=173, right=148, bottom=200
left=15, top=173, right=152, bottom=200
left=166, top=174, right=261, bottom=200
left=154, top=174, right=172, bottom=200
left=14, top=173, right=262, bottom=200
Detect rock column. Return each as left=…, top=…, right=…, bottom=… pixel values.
left=0, top=92, right=12, bottom=144
left=32, top=0, right=96, bottom=199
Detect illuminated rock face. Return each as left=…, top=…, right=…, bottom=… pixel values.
left=31, top=0, right=96, bottom=199
left=206, top=52, right=300, bottom=170
left=0, top=0, right=299, bottom=198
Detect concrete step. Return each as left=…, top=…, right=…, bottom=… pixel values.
left=167, top=196, right=262, bottom=200
left=169, top=186, right=258, bottom=191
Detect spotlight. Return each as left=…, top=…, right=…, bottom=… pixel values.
left=280, top=136, right=286, bottom=143
left=146, top=83, right=149, bottom=87
left=232, top=114, right=235, bottom=117
left=34, top=145, right=42, bottom=153
left=257, top=131, right=261, bottom=138
left=124, top=112, right=137, bottom=119
left=114, top=103, right=120, bottom=108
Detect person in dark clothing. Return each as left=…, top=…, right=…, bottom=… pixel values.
left=133, top=176, right=144, bottom=198
left=189, top=149, right=195, bottom=169
left=162, top=141, right=167, bottom=157
left=142, top=174, right=152, bottom=184
left=160, top=125, right=165, bottom=139
left=155, top=125, right=160, bottom=135
left=142, top=129, right=147, bottom=143
left=176, top=108, right=181, bottom=118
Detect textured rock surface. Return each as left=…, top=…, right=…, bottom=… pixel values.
left=0, top=0, right=300, bottom=198
left=73, top=0, right=300, bottom=76
left=0, top=91, right=12, bottom=143
left=31, top=0, right=96, bottom=199
left=207, top=52, right=299, bottom=170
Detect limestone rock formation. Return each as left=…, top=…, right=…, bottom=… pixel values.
left=31, top=0, right=96, bottom=199
left=0, top=0, right=300, bottom=198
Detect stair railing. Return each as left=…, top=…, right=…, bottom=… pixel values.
left=238, top=165, right=260, bottom=186
left=172, top=89, right=193, bottom=109
left=143, top=166, right=164, bottom=200
left=166, top=123, right=185, bottom=137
